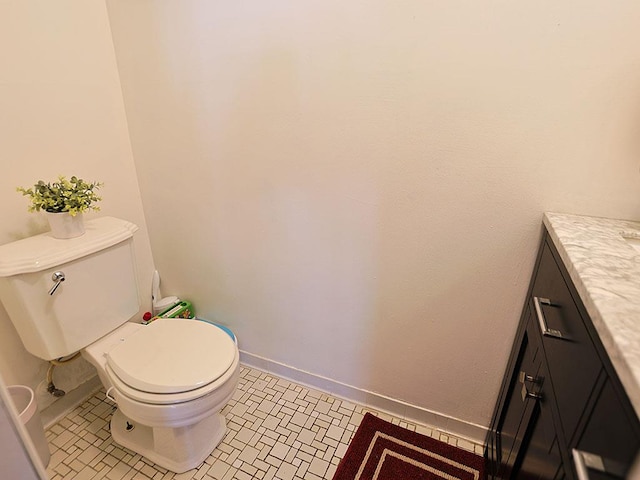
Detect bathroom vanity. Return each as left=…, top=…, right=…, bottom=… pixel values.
left=486, top=213, right=640, bottom=479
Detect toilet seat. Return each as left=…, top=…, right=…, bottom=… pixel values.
left=105, top=319, right=237, bottom=405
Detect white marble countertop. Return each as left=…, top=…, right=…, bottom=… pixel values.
left=543, top=212, right=640, bottom=418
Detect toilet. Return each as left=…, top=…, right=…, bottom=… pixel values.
left=0, top=216, right=240, bottom=473
left=83, top=318, right=240, bottom=473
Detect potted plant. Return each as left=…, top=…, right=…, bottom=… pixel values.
left=17, top=175, right=103, bottom=239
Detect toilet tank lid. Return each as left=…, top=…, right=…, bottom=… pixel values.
left=0, top=216, right=138, bottom=276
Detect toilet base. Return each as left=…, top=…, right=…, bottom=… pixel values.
left=110, top=408, right=227, bottom=473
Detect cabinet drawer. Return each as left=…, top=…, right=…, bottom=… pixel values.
left=531, top=242, right=602, bottom=442
left=572, top=379, right=640, bottom=479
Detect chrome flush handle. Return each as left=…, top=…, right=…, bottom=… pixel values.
left=48, top=271, right=65, bottom=295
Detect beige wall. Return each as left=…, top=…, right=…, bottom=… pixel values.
left=2, top=0, right=639, bottom=435
left=106, top=0, right=640, bottom=429
left=0, top=1, right=154, bottom=410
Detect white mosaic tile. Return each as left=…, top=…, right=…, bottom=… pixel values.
left=44, top=366, right=484, bottom=479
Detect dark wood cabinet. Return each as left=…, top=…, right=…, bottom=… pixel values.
left=486, top=230, right=640, bottom=480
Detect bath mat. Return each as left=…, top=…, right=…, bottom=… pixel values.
left=332, top=413, right=485, bottom=480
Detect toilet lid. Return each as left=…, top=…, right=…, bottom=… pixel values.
left=106, top=319, right=236, bottom=394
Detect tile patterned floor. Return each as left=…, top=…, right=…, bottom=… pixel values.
left=44, top=366, right=483, bottom=480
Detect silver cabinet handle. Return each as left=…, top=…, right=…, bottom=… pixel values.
left=573, top=449, right=612, bottom=480
left=572, top=449, right=626, bottom=479
left=533, top=296, right=563, bottom=339
left=519, top=371, right=541, bottom=385
left=519, top=371, right=542, bottom=401
left=521, top=384, right=542, bottom=401
left=48, top=271, right=65, bottom=295
left=572, top=449, right=592, bottom=480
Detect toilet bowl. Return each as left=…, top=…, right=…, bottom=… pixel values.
left=82, top=318, right=240, bottom=473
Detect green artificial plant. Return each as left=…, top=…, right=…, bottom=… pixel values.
left=17, top=175, right=103, bottom=217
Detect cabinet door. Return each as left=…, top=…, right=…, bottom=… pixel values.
left=494, top=308, right=565, bottom=479
left=517, top=385, right=565, bottom=480
left=515, top=317, right=565, bottom=480
left=571, top=379, right=640, bottom=479
left=532, top=243, right=601, bottom=442
left=494, top=305, right=541, bottom=478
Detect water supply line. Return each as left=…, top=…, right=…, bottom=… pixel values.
left=46, top=352, right=81, bottom=397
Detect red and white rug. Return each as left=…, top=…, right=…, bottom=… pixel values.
left=332, top=413, right=485, bottom=480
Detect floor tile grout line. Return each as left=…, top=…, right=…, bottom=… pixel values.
left=44, top=366, right=483, bottom=480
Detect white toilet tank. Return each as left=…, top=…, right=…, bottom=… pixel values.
left=0, top=217, right=140, bottom=361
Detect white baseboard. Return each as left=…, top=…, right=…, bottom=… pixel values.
left=38, top=353, right=489, bottom=446
left=240, top=350, right=488, bottom=445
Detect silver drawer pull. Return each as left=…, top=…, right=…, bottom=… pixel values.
left=573, top=448, right=596, bottom=480
left=533, top=296, right=563, bottom=339
left=572, top=448, right=627, bottom=479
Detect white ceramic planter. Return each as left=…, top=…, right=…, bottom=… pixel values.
left=45, top=212, right=85, bottom=239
